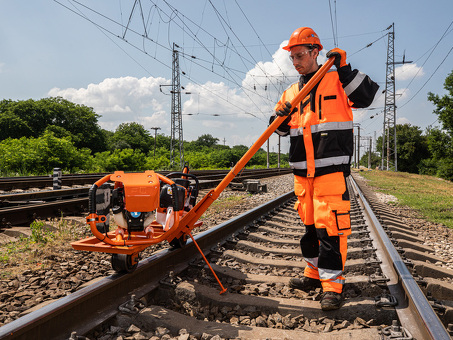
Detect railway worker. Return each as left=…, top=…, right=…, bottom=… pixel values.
left=270, top=27, right=379, bottom=310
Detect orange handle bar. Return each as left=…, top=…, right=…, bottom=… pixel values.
left=178, top=57, right=335, bottom=231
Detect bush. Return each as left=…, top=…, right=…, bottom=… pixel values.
left=30, top=220, right=55, bottom=244
left=93, top=149, right=147, bottom=172
left=0, top=131, right=95, bottom=175
left=418, top=158, right=438, bottom=176
left=436, top=158, right=453, bottom=181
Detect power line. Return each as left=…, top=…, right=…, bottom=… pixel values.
left=54, top=0, right=277, bottom=120
left=348, top=25, right=392, bottom=58
left=328, top=0, right=338, bottom=47
left=156, top=0, right=275, bottom=117
left=233, top=0, right=290, bottom=84
left=397, top=20, right=453, bottom=107
left=399, top=45, right=453, bottom=109
left=207, top=0, right=282, bottom=96
left=54, top=0, right=170, bottom=74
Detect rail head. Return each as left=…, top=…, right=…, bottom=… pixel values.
left=349, top=174, right=450, bottom=340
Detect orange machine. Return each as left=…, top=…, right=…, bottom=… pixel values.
left=71, top=58, right=334, bottom=293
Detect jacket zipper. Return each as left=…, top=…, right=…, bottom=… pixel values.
left=318, top=95, right=322, bottom=120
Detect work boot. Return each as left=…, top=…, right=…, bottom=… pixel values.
left=289, top=277, right=321, bottom=291
left=320, top=291, right=343, bottom=311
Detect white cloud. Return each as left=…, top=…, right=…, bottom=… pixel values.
left=396, top=117, right=411, bottom=125
left=395, top=64, right=424, bottom=81
left=46, top=42, right=301, bottom=150
left=48, top=76, right=171, bottom=132
left=0, top=62, right=5, bottom=73
left=201, top=120, right=235, bottom=129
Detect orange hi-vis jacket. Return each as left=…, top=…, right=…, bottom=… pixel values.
left=272, top=65, right=378, bottom=178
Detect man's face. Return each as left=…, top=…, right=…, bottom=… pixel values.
left=289, top=45, right=319, bottom=75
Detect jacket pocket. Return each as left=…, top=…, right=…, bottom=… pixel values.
left=320, top=94, right=339, bottom=120
left=318, top=95, right=337, bottom=120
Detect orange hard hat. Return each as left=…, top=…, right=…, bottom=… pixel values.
left=283, top=27, right=323, bottom=51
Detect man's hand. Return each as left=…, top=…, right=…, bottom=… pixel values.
left=276, top=101, right=297, bottom=116
left=326, top=48, right=347, bottom=68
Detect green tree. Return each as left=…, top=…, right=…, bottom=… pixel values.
left=428, top=70, right=453, bottom=135
left=421, top=127, right=453, bottom=179
left=375, top=124, right=429, bottom=173
left=210, top=149, right=234, bottom=168
left=359, top=151, right=381, bottom=169
left=184, top=151, right=212, bottom=169
left=94, top=149, right=147, bottom=172
left=0, top=97, right=107, bottom=153
left=249, top=149, right=267, bottom=167
left=426, top=69, right=453, bottom=180
left=110, top=122, right=152, bottom=154
left=194, top=134, right=219, bottom=149
left=0, top=110, right=33, bottom=138
left=395, top=124, right=429, bottom=173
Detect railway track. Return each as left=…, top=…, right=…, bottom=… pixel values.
left=0, top=169, right=291, bottom=192
left=0, top=168, right=291, bottom=228
left=0, top=172, right=452, bottom=339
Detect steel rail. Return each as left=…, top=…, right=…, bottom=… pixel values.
left=0, top=191, right=294, bottom=340
left=0, top=198, right=88, bottom=226
left=0, top=169, right=291, bottom=226
left=349, top=175, right=450, bottom=340
left=0, top=168, right=291, bottom=191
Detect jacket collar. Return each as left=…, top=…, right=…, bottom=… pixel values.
left=299, top=65, right=321, bottom=87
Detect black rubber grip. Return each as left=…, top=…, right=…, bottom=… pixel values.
left=88, top=183, right=98, bottom=214
left=171, top=183, right=180, bottom=211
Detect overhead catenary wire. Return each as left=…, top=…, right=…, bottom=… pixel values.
left=155, top=0, right=283, bottom=117
left=206, top=0, right=284, bottom=96
left=233, top=0, right=290, bottom=84
left=61, top=0, right=255, bottom=94
left=54, top=0, right=171, bottom=74
left=357, top=24, right=453, bottom=136
left=54, top=0, right=278, bottom=120
left=398, top=45, right=453, bottom=109
left=53, top=1, right=416, bottom=131
left=348, top=25, right=392, bottom=58
left=397, top=20, right=453, bottom=107
left=328, top=0, right=338, bottom=47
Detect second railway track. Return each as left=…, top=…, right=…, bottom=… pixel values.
left=0, top=168, right=291, bottom=229
left=0, top=171, right=452, bottom=339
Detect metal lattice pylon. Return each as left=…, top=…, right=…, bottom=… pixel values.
left=170, top=43, right=184, bottom=169
left=382, top=23, right=397, bottom=171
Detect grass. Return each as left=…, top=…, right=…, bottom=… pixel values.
left=0, top=218, right=87, bottom=278
left=202, top=193, right=248, bottom=218
left=358, top=170, right=453, bottom=228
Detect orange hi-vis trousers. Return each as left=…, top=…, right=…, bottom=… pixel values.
left=294, top=172, right=351, bottom=294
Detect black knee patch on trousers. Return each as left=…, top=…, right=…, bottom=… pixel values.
left=316, top=228, right=343, bottom=270
left=300, top=224, right=318, bottom=258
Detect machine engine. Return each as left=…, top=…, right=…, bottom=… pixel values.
left=95, top=171, right=199, bottom=236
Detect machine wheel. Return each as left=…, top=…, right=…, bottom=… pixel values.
left=169, top=235, right=187, bottom=249
left=111, top=253, right=138, bottom=273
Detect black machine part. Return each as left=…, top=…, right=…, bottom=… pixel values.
left=111, top=186, right=125, bottom=215
left=159, top=183, right=186, bottom=210
left=123, top=211, right=150, bottom=232
left=95, top=183, right=113, bottom=233
left=165, top=172, right=199, bottom=211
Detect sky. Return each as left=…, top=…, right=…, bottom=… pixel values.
left=1, top=0, right=453, bottom=157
